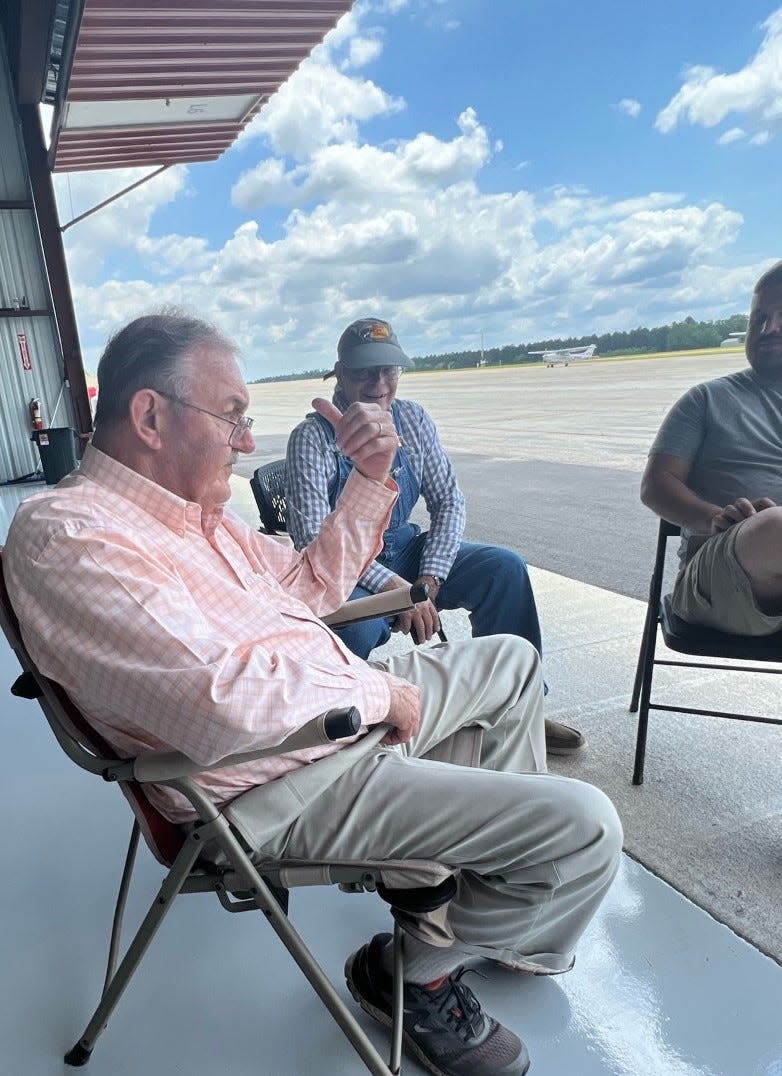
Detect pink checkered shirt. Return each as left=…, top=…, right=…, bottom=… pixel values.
left=5, top=445, right=398, bottom=822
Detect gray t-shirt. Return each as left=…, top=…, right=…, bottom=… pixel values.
left=650, top=367, right=782, bottom=563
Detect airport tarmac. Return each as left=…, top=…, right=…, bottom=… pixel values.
left=236, top=349, right=746, bottom=600
left=240, top=349, right=743, bottom=469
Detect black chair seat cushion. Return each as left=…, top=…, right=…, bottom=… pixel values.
left=660, top=594, right=782, bottom=661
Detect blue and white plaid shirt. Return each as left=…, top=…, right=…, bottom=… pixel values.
left=285, top=395, right=466, bottom=592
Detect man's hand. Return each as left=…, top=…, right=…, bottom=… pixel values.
left=381, top=576, right=441, bottom=643
left=710, top=497, right=776, bottom=534
left=312, top=398, right=399, bottom=483
left=393, top=598, right=441, bottom=643
left=380, top=676, right=421, bottom=746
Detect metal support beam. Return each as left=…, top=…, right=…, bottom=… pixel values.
left=16, top=0, right=59, bottom=103
left=19, top=101, right=92, bottom=444
left=61, top=164, right=169, bottom=231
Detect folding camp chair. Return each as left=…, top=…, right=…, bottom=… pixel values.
left=0, top=554, right=455, bottom=1075
left=629, top=518, right=782, bottom=785
left=250, top=459, right=448, bottom=643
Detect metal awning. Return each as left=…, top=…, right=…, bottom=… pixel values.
left=48, top=0, right=354, bottom=171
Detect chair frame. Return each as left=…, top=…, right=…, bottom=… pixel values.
left=629, top=518, right=782, bottom=785
left=251, top=459, right=448, bottom=644
left=1, top=561, right=454, bottom=1075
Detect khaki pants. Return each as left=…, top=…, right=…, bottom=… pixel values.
left=246, top=635, right=622, bottom=974
left=673, top=523, right=782, bottom=636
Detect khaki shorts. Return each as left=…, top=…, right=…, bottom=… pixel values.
left=672, top=522, right=782, bottom=636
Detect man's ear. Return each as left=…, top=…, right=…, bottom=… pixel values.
left=128, top=388, right=165, bottom=449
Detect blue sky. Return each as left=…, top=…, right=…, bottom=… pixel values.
left=53, top=0, right=782, bottom=379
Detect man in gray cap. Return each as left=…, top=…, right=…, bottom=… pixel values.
left=285, top=317, right=585, bottom=756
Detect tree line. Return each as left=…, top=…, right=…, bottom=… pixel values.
left=251, top=313, right=749, bottom=382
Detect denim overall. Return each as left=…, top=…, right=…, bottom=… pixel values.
left=313, top=409, right=543, bottom=662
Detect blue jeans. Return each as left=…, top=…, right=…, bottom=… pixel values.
left=334, top=534, right=542, bottom=661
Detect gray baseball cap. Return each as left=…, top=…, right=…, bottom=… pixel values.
left=337, top=318, right=414, bottom=369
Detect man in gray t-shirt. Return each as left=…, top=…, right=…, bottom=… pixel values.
left=641, top=260, right=782, bottom=636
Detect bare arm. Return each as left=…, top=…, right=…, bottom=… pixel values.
left=642, top=453, right=775, bottom=534
left=641, top=452, right=721, bottom=533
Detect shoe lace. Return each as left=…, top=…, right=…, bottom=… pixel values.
left=431, top=969, right=486, bottom=1042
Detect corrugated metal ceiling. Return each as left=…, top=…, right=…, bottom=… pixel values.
left=50, top=0, right=354, bottom=171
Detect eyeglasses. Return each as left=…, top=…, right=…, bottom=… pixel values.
left=158, top=393, right=254, bottom=448
left=345, top=365, right=401, bottom=384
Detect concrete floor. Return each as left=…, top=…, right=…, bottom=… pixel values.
left=1, top=550, right=781, bottom=1076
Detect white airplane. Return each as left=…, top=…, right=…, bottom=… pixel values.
left=529, top=344, right=597, bottom=367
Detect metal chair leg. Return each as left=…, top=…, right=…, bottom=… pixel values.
left=631, top=526, right=670, bottom=713
left=390, top=922, right=404, bottom=1075
left=202, top=812, right=397, bottom=1076
left=632, top=609, right=660, bottom=786
left=630, top=597, right=656, bottom=713
left=65, top=831, right=204, bottom=1066
left=631, top=521, right=672, bottom=781
left=102, top=820, right=140, bottom=994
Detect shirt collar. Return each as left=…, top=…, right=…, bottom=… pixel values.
left=747, top=365, right=782, bottom=391
left=79, top=443, right=223, bottom=536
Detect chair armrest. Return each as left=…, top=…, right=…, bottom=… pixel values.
left=322, top=583, right=428, bottom=627
left=108, top=707, right=364, bottom=784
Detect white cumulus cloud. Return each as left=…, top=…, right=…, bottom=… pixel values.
left=717, top=127, right=745, bottom=145
left=236, top=4, right=403, bottom=160
left=58, top=2, right=762, bottom=380
left=242, top=60, right=403, bottom=160
left=617, top=98, right=642, bottom=118
left=342, top=35, right=384, bottom=70
left=55, top=165, right=187, bottom=281
left=231, top=108, right=492, bottom=212
left=656, top=7, right=782, bottom=142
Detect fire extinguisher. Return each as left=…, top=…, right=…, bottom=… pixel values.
left=29, top=397, right=43, bottom=431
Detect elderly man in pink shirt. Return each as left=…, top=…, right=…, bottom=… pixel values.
left=5, top=313, right=621, bottom=1076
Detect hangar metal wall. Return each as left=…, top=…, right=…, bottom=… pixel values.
left=0, top=33, right=76, bottom=482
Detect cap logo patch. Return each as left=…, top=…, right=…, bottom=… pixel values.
left=360, top=321, right=392, bottom=341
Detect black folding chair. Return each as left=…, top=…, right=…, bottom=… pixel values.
left=0, top=555, right=455, bottom=1075
left=250, top=458, right=288, bottom=535
left=250, top=459, right=447, bottom=643
left=629, top=518, right=782, bottom=785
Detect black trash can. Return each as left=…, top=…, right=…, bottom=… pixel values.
left=31, top=427, right=79, bottom=485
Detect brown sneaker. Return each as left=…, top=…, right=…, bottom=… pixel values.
left=544, top=719, right=586, bottom=756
